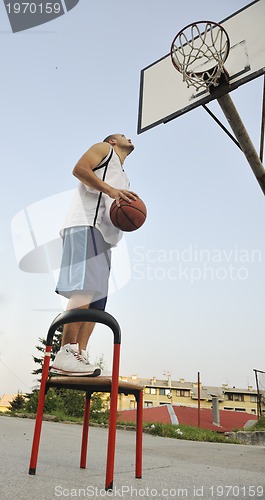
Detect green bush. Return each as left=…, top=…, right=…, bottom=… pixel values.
left=25, top=388, right=65, bottom=414
left=90, top=392, right=110, bottom=423
left=59, top=390, right=85, bottom=418
left=24, top=387, right=110, bottom=422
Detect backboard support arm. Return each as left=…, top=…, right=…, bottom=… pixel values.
left=260, top=75, right=265, bottom=163
left=202, top=104, right=242, bottom=151
left=215, top=92, right=265, bottom=195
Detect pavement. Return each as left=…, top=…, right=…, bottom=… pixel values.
left=1, top=415, right=265, bottom=500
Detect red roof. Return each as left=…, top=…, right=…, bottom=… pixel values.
left=118, top=405, right=170, bottom=425
left=117, top=405, right=258, bottom=432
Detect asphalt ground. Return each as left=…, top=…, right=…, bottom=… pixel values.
left=1, top=415, right=265, bottom=500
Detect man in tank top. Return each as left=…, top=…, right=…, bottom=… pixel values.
left=51, top=134, right=137, bottom=376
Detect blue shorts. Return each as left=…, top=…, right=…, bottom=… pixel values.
left=55, top=226, right=111, bottom=310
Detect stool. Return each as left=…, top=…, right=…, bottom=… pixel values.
left=28, top=309, right=143, bottom=490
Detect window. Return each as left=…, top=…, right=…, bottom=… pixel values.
left=250, top=395, right=257, bottom=403
left=176, top=389, right=190, bottom=397
left=144, top=401, right=153, bottom=408
left=159, top=388, right=171, bottom=396
left=145, top=387, right=157, bottom=395
left=226, top=393, right=244, bottom=402
left=234, top=394, right=244, bottom=402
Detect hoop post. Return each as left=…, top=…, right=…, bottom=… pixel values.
left=216, top=93, right=265, bottom=195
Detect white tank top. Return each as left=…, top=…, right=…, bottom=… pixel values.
left=60, top=147, right=130, bottom=246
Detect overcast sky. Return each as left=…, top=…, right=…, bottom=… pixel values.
left=1, top=0, right=265, bottom=396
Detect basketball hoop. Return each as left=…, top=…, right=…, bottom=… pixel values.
left=170, top=21, right=230, bottom=91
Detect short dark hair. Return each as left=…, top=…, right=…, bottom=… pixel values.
left=103, top=134, right=117, bottom=143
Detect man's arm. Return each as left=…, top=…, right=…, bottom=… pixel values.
left=72, top=142, right=138, bottom=206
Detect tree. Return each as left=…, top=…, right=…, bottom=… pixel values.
left=32, top=327, right=62, bottom=378
left=9, top=391, right=25, bottom=412
left=90, top=392, right=110, bottom=423
left=60, top=389, right=85, bottom=418
left=25, top=388, right=65, bottom=414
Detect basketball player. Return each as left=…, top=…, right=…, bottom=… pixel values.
left=51, top=134, right=137, bottom=376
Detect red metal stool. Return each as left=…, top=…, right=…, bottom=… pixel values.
left=28, top=309, right=143, bottom=490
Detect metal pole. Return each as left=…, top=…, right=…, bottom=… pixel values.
left=216, top=93, right=265, bottom=195
left=198, top=372, right=201, bottom=429
left=212, top=397, right=220, bottom=426
left=260, top=75, right=265, bottom=163
left=254, top=369, right=262, bottom=418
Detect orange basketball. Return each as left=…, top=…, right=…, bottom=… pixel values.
left=110, top=198, right=147, bottom=232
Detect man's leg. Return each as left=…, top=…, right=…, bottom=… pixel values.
left=50, top=292, right=100, bottom=376
left=52, top=227, right=110, bottom=375
left=61, top=293, right=95, bottom=352
left=76, top=320, right=95, bottom=352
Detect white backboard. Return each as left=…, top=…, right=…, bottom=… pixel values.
left=138, top=0, right=265, bottom=134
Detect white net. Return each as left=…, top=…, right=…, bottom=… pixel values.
left=171, top=21, right=230, bottom=91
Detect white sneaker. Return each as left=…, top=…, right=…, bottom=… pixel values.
left=50, top=344, right=101, bottom=377
left=80, top=349, right=89, bottom=364
left=80, top=351, right=111, bottom=376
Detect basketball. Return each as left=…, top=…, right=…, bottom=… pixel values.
left=110, top=198, right=147, bottom=232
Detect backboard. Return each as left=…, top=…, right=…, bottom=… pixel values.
left=138, top=0, right=265, bottom=134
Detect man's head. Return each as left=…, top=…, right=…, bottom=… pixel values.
left=103, top=134, right=134, bottom=156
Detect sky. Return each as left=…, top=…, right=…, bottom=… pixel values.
left=1, top=0, right=265, bottom=396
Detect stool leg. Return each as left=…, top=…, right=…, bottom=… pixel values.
left=80, top=392, right=91, bottom=469
left=105, top=343, right=120, bottom=491
left=29, top=346, right=52, bottom=474
left=135, top=389, right=143, bottom=478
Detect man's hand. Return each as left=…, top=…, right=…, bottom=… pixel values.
left=107, top=187, right=139, bottom=207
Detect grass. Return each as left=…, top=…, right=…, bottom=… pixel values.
left=7, top=409, right=110, bottom=425
left=118, top=421, right=240, bottom=443
left=250, top=417, right=265, bottom=431
left=44, top=410, right=83, bottom=423
left=148, top=423, right=241, bottom=443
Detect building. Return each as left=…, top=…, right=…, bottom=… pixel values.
left=118, top=375, right=265, bottom=416
left=0, top=394, right=16, bottom=413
